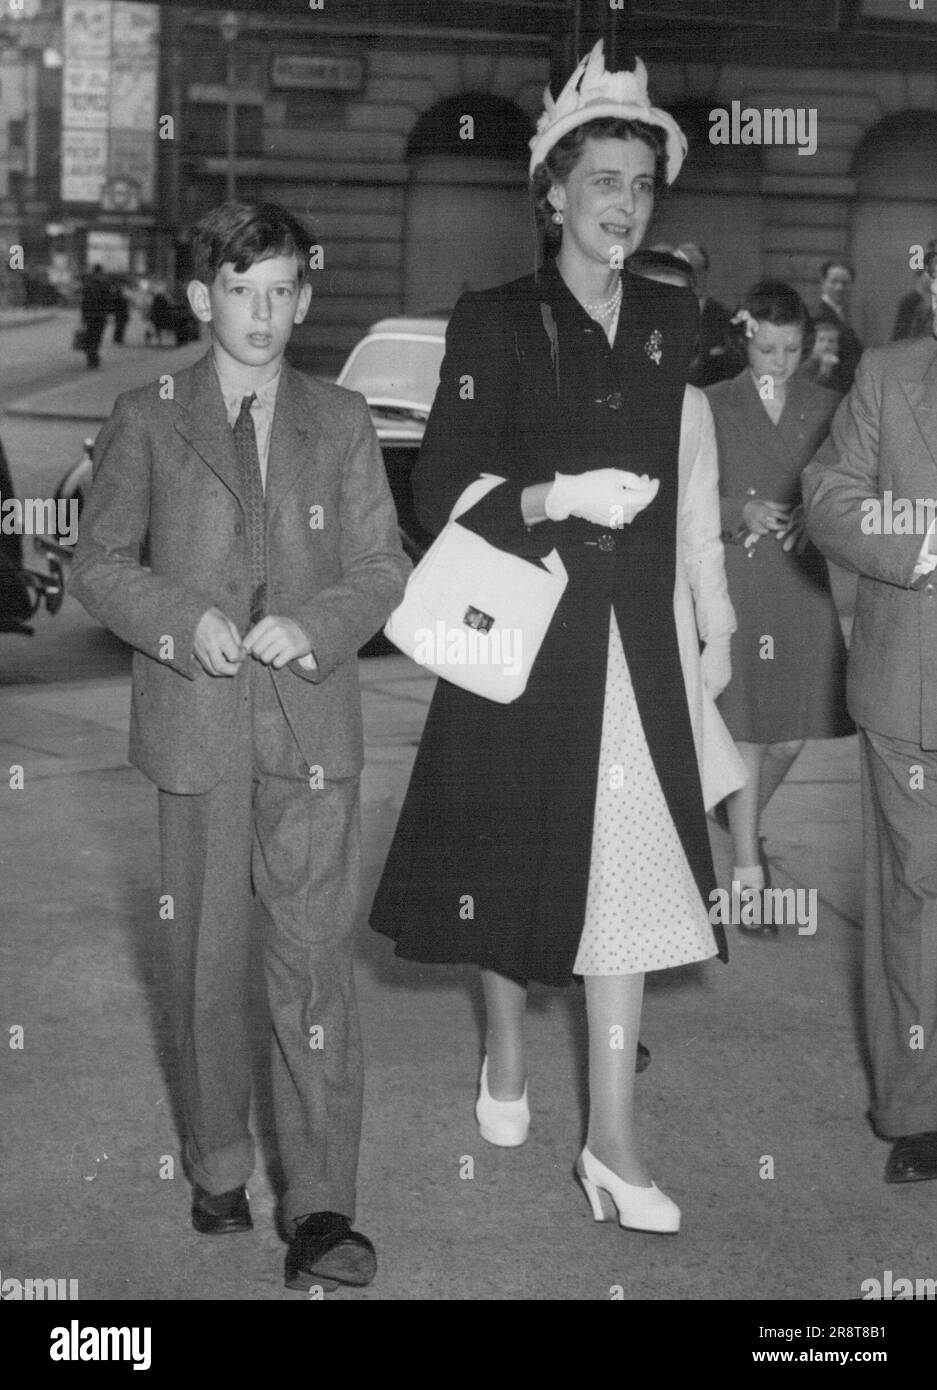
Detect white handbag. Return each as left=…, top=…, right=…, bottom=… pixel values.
left=384, top=474, right=568, bottom=703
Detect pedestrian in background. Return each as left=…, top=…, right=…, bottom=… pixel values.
left=678, top=242, right=735, bottom=388
left=801, top=315, right=843, bottom=389
left=111, top=279, right=130, bottom=345
left=816, top=259, right=863, bottom=392
left=373, top=42, right=741, bottom=1236
left=892, top=255, right=934, bottom=341
left=79, top=264, right=110, bottom=370
left=707, top=281, right=852, bottom=933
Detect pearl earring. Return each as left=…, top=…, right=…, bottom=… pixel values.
left=551, top=210, right=563, bottom=225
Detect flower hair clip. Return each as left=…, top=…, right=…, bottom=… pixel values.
left=731, top=308, right=759, bottom=339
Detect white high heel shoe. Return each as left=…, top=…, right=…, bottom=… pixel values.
left=576, top=1146, right=680, bottom=1233
left=475, top=1057, right=530, bottom=1147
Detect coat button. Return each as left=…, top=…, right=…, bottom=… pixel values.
left=234, top=522, right=243, bottom=536
left=597, top=532, right=616, bottom=552
left=926, top=583, right=935, bottom=595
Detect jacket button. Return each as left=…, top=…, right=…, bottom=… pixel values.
left=234, top=522, right=243, bottom=536
left=926, top=583, right=935, bottom=595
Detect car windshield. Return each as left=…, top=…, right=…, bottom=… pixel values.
left=338, top=334, right=444, bottom=415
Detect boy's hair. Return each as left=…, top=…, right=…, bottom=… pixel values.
left=190, top=201, right=313, bottom=286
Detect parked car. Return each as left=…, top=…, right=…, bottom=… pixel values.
left=0, top=436, right=65, bottom=638
left=334, top=315, right=446, bottom=560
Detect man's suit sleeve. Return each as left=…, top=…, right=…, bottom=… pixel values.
left=70, top=393, right=215, bottom=678
left=804, top=353, right=929, bottom=588
left=285, top=393, right=410, bottom=683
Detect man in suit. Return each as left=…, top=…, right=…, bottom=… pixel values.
left=676, top=242, right=735, bottom=389
left=803, top=252, right=937, bottom=1183
left=892, top=264, right=934, bottom=342
left=70, top=201, right=410, bottom=1288
left=816, top=259, right=863, bottom=393
left=80, top=264, right=111, bottom=370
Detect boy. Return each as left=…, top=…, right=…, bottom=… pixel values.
left=71, top=201, right=409, bottom=1290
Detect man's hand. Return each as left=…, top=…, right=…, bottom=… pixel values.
left=193, top=607, right=245, bottom=677
left=241, top=616, right=312, bottom=669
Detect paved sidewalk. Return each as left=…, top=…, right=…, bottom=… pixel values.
left=4, top=338, right=208, bottom=422
left=0, top=309, right=57, bottom=330
left=2, top=651, right=932, bottom=1302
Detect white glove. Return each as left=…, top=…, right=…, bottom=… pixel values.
left=700, top=637, right=731, bottom=700
left=545, top=469, right=660, bottom=528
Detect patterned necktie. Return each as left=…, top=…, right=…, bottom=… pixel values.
left=232, top=393, right=267, bottom=626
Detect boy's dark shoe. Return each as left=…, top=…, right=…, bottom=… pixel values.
left=884, top=1132, right=937, bottom=1183
left=285, top=1211, right=377, bottom=1290
left=191, top=1184, right=253, bottom=1234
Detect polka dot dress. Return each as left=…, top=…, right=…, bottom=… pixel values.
left=573, top=612, right=719, bottom=976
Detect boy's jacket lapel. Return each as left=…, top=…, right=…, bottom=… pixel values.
left=172, top=351, right=247, bottom=509
left=265, top=364, right=317, bottom=522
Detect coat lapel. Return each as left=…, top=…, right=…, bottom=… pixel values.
left=265, top=363, right=317, bottom=522
left=173, top=350, right=246, bottom=508
left=774, top=374, right=827, bottom=459
left=899, top=338, right=937, bottom=475
left=724, top=369, right=806, bottom=470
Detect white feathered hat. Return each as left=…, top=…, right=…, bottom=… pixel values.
left=528, top=40, right=686, bottom=183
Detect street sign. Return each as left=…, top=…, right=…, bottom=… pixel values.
left=270, top=53, right=364, bottom=92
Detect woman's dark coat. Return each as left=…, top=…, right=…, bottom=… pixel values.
left=370, top=261, right=724, bottom=986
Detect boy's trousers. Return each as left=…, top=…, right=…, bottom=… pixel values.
left=157, top=666, right=363, bottom=1226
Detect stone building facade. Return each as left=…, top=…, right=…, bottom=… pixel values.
left=3, top=1, right=937, bottom=361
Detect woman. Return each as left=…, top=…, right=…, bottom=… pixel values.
left=706, top=282, right=853, bottom=933
left=371, top=42, right=740, bottom=1233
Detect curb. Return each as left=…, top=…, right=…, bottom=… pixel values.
left=0, top=312, right=58, bottom=330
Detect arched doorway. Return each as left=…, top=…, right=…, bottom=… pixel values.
left=647, top=102, right=764, bottom=311
left=850, top=112, right=937, bottom=347
left=403, top=94, right=533, bottom=314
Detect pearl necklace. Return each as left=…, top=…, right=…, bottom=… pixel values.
left=584, top=280, right=623, bottom=320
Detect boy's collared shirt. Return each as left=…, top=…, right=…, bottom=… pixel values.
left=214, top=359, right=281, bottom=492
